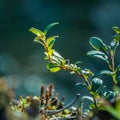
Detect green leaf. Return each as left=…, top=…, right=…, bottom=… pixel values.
left=81, top=69, right=93, bottom=77
left=104, top=91, right=115, bottom=102
left=34, top=37, right=44, bottom=46
left=46, top=36, right=59, bottom=49
left=89, top=37, right=108, bottom=52
left=29, top=27, right=44, bottom=38
left=80, top=96, right=94, bottom=102
left=91, top=78, right=103, bottom=92
left=47, top=62, right=60, bottom=72
left=96, top=70, right=115, bottom=77
left=116, top=64, right=120, bottom=71
left=112, top=26, right=120, bottom=35
left=87, top=50, right=109, bottom=64
left=116, top=76, right=120, bottom=87
left=75, top=83, right=87, bottom=89
left=44, top=22, right=59, bottom=35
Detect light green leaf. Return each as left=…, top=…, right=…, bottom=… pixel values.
left=112, top=26, right=120, bottom=35
left=87, top=50, right=109, bottom=64
left=44, top=22, right=59, bottom=35
left=46, top=36, right=59, bottom=49
left=47, top=62, right=60, bottom=72
left=29, top=27, right=44, bottom=38
left=34, top=37, right=44, bottom=46
left=89, top=37, right=108, bottom=52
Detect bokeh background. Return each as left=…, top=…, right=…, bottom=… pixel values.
left=0, top=0, right=120, bottom=103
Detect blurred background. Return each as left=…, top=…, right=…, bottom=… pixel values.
left=0, top=0, right=120, bottom=103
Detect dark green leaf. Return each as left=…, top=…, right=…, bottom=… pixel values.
left=104, top=91, right=115, bottom=102
left=89, top=37, right=108, bottom=52
left=116, top=65, right=120, bottom=71
left=96, top=70, right=115, bottom=77
left=91, top=78, right=103, bottom=92
left=47, top=62, right=60, bottom=72
left=87, top=50, right=109, bottom=64
left=75, top=83, right=87, bottom=89
left=44, top=22, right=59, bottom=35
left=116, top=76, right=120, bottom=87
left=29, top=27, right=44, bottom=38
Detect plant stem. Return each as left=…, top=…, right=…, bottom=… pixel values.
left=110, top=51, right=117, bottom=85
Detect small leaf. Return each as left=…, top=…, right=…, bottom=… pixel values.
left=112, top=26, right=120, bottom=35
left=91, top=78, right=103, bottom=92
left=96, top=70, right=115, bottom=77
left=75, top=83, right=87, bottom=89
left=89, top=37, right=108, bottom=52
left=80, top=96, right=94, bottom=103
left=44, top=22, right=59, bottom=35
left=53, top=51, right=63, bottom=59
left=34, top=37, right=44, bottom=46
left=47, top=62, right=60, bottom=72
left=116, top=64, right=120, bottom=71
left=87, top=50, right=109, bottom=64
left=116, top=76, right=120, bottom=87
left=29, top=27, right=44, bottom=38
left=104, top=91, right=115, bottom=102
left=81, top=69, right=94, bottom=77
left=46, top=36, right=59, bottom=49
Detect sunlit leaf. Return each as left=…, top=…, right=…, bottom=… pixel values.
left=112, top=26, right=120, bottom=35
left=47, top=36, right=59, bottom=49
left=89, top=37, right=108, bottom=52
left=47, top=62, right=60, bottom=72
left=87, top=50, right=109, bottom=64
left=29, top=27, right=44, bottom=38
left=44, top=22, right=59, bottom=35
left=34, top=37, right=44, bottom=46
left=53, top=51, right=63, bottom=59
left=91, top=78, right=103, bottom=92
left=75, top=83, right=87, bottom=89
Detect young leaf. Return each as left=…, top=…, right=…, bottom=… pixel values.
left=34, top=37, right=44, bottom=46
left=96, top=70, right=115, bottom=77
left=91, top=78, right=103, bottom=92
left=75, top=83, right=87, bottom=90
left=47, top=62, right=60, bottom=72
left=112, top=26, right=120, bottom=35
left=29, top=27, right=44, bottom=38
left=46, top=36, right=59, bottom=49
left=89, top=37, right=108, bottom=52
left=44, top=22, right=59, bottom=35
left=87, top=50, right=109, bottom=64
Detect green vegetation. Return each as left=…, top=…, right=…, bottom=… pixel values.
left=1, top=23, right=120, bottom=120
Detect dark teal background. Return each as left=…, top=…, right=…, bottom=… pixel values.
left=0, top=0, right=120, bottom=102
